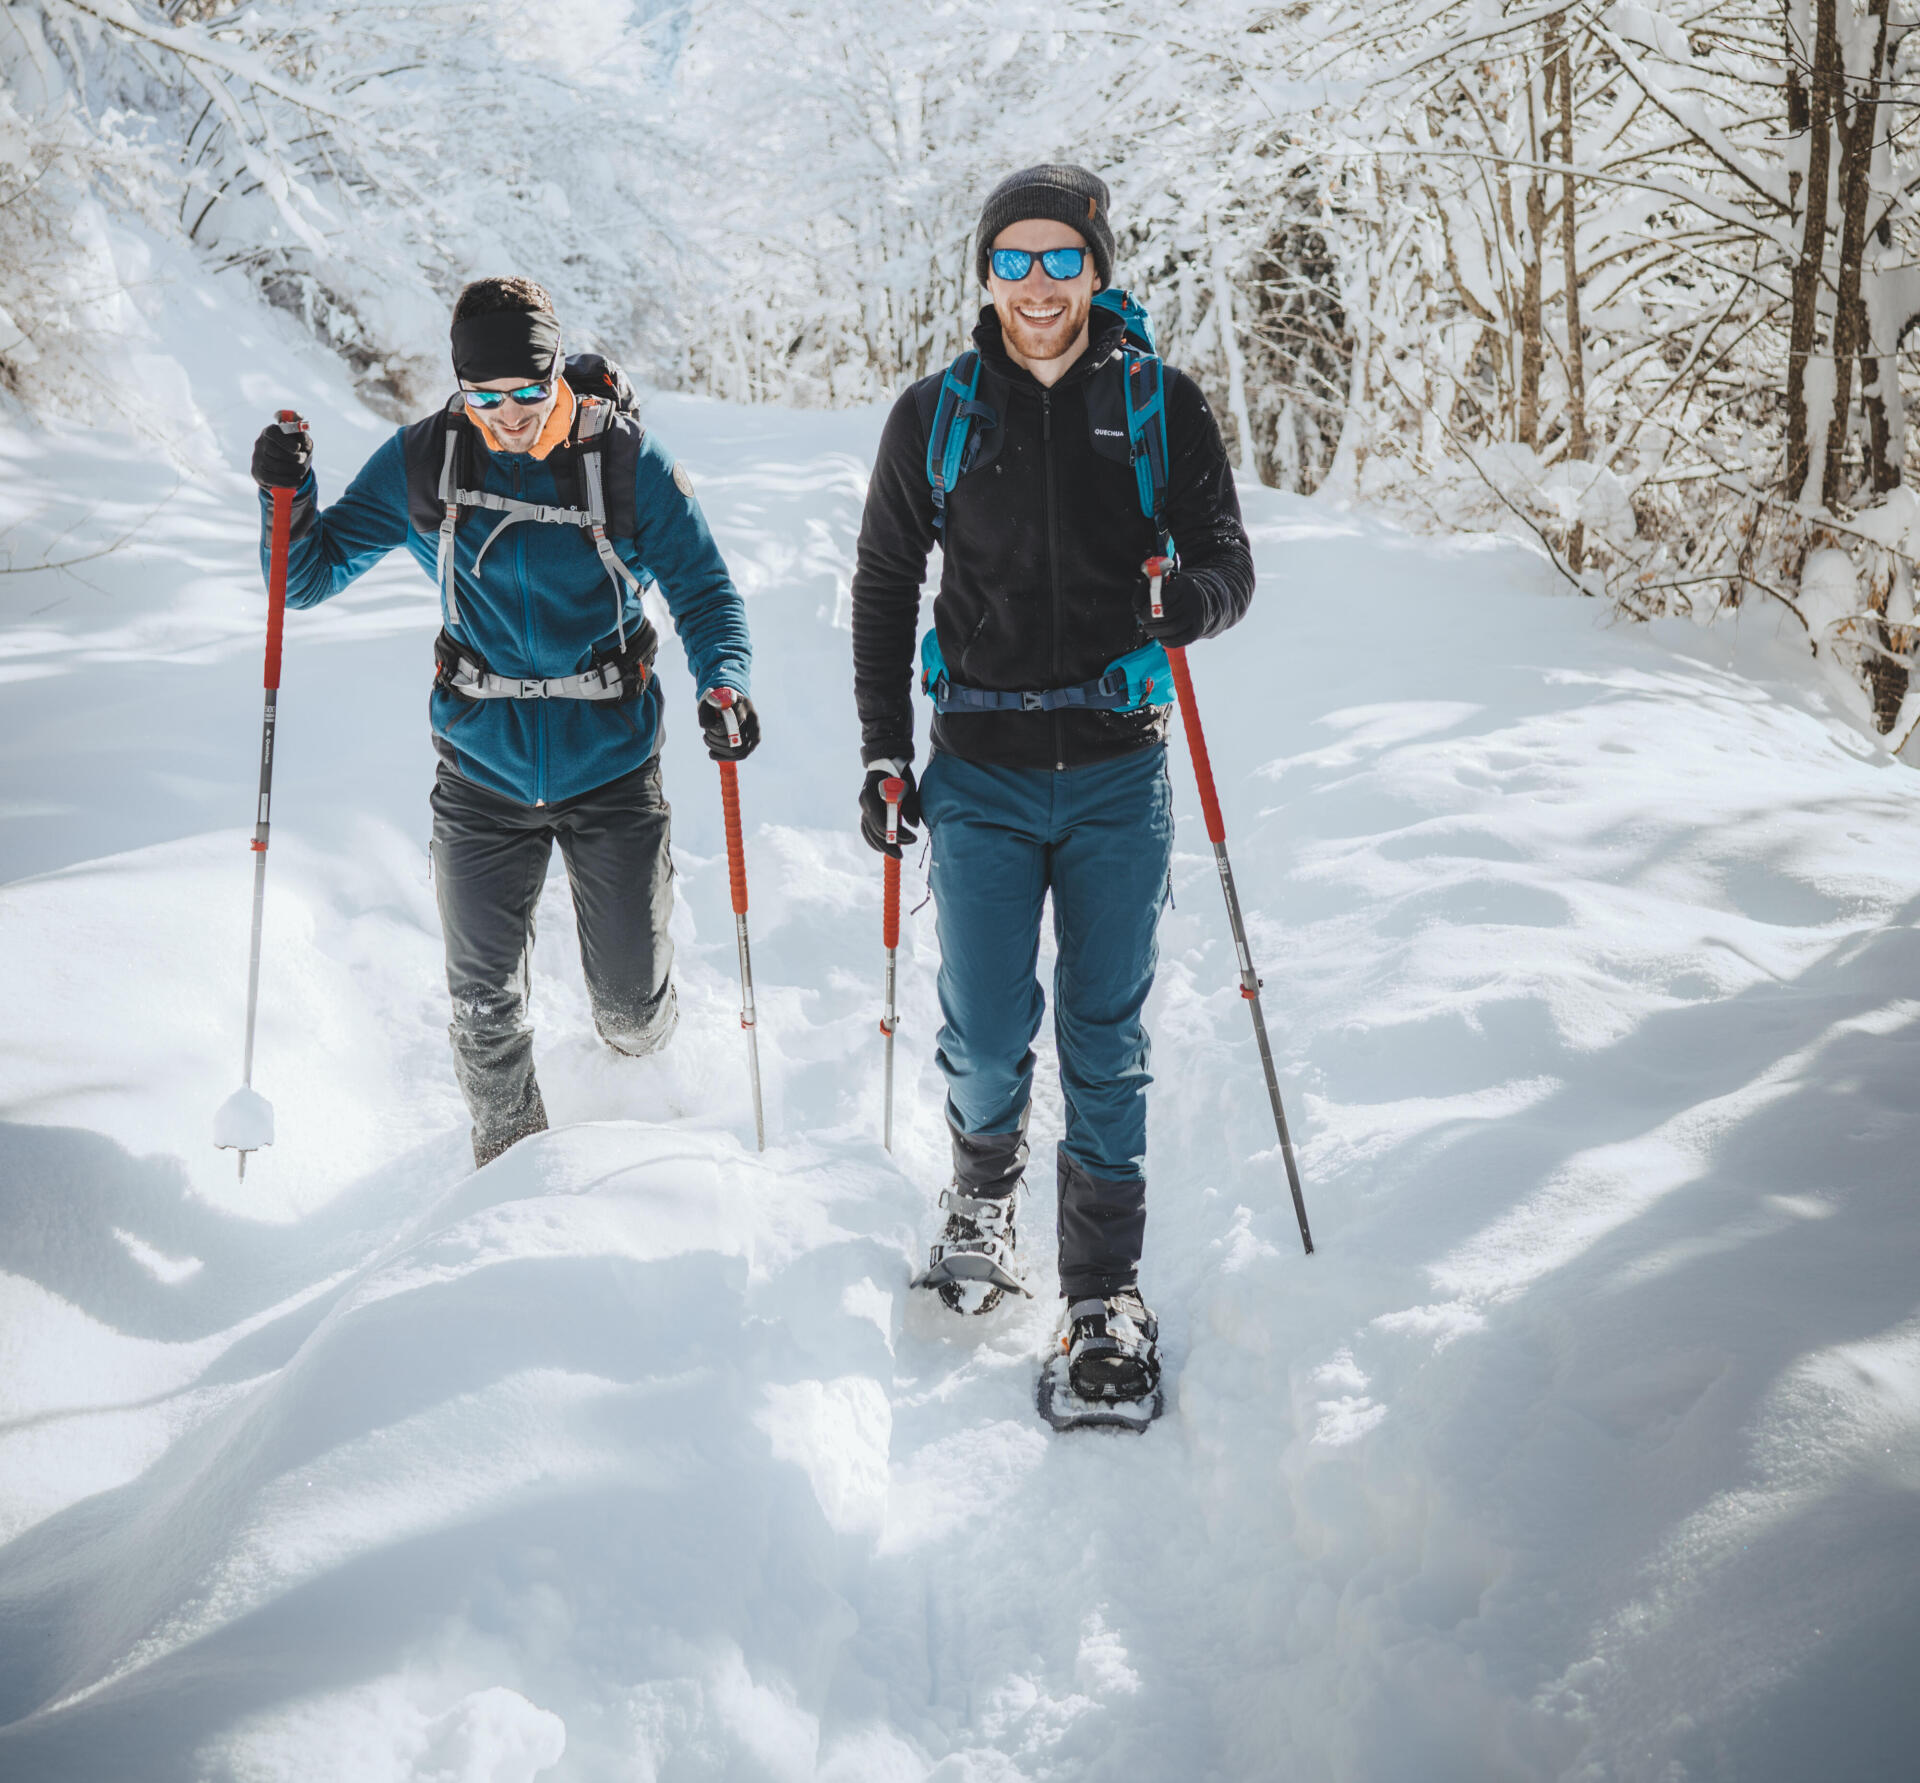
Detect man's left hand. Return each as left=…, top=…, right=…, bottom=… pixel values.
left=697, top=689, right=761, bottom=761
left=1135, top=561, right=1206, bottom=649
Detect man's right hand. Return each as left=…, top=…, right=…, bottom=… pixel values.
left=860, top=761, right=921, bottom=858
left=251, top=413, right=312, bottom=490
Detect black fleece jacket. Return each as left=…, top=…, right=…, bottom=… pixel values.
left=852, top=305, right=1255, bottom=773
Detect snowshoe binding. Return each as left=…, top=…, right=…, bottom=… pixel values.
left=1036, top=1288, right=1164, bottom=1432
left=912, top=1187, right=1031, bottom=1315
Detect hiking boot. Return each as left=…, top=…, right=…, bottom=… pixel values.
left=913, top=1187, right=1032, bottom=1314
left=1063, top=1287, right=1160, bottom=1402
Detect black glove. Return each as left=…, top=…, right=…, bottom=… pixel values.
left=1135, top=556, right=1206, bottom=649
left=251, top=413, right=312, bottom=491
left=697, top=689, right=761, bottom=761
left=860, top=761, right=921, bottom=858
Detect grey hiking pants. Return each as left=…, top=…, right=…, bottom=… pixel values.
left=430, top=755, right=678, bottom=1166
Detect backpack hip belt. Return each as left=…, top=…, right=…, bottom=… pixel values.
left=920, top=630, right=1171, bottom=715
left=434, top=622, right=655, bottom=705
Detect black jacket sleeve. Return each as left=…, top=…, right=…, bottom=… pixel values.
left=851, top=384, right=937, bottom=766
left=1161, top=367, right=1255, bottom=641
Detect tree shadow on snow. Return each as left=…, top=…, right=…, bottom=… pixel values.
left=1326, top=897, right=1920, bottom=1779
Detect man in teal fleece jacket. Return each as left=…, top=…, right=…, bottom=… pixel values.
left=252, top=274, right=756, bottom=1167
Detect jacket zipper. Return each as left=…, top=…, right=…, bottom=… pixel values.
left=1043, top=389, right=1063, bottom=772
left=511, top=458, right=546, bottom=805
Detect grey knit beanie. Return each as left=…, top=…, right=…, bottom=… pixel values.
left=974, top=164, right=1115, bottom=289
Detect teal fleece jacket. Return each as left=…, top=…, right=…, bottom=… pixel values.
left=260, top=415, right=750, bottom=806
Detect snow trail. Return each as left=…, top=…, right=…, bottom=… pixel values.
left=4, top=278, right=1920, bottom=1780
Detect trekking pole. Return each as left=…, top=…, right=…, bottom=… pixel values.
left=709, top=689, right=765, bottom=1151
left=214, top=417, right=302, bottom=1180
left=1146, top=555, right=1314, bottom=1255
left=879, top=775, right=905, bottom=1151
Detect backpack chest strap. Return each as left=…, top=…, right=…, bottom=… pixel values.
left=453, top=490, right=596, bottom=528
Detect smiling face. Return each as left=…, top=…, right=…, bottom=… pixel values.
left=462, top=372, right=560, bottom=452
left=987, top=217, right=1098, bottom=385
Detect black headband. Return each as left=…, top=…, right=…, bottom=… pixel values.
left=450, top=308, right=562, bottom=384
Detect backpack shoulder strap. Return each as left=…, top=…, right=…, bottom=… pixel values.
left=925, top=351, right=995, bottom=535
left=1121, top=346, right=1171, bottom=549
left=399, top=394, right=478, bottom=626
left=570, top=397, right=642, bottom=540
left=572, top=396, right=644, bottom=649
left=401, top=397, right=466, bottom=535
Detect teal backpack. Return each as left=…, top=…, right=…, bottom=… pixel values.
left=920, top=288, right=1175, bottom=717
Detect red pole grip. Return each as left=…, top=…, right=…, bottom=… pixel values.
left=719, top=759, right=749, bottom=915
left=264, top=484, right=292, bottom=692
left=883, top=852, right=900, bottom=950
left=1169, top=646, right=1227, bottom=845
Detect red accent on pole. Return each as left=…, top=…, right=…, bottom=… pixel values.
left=883, top=852, right=901, bottom=950
left=1168, top=645, right=1226, bottom=845
left=264, top=485, right=292, bottom=692
left=719, top=759, right=749, bottom=914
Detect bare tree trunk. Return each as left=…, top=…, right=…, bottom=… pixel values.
left=1552, top=14, right=1588, bottom=569
left=1862, top=336, right=1900, bottom=495
left=1518, top=69, right=1546, bottom=450
left=1786, top=0, right=1840, bottom=502
left=1821, top=0, right=1891, bottom=510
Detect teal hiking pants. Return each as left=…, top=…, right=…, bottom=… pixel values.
left=919, top=743, right=1173, bottom=1298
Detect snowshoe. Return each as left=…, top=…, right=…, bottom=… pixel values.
left=911, top=1187, right=1031, bottom=1315
left=1036, top=1289, right=1164, bottom=1433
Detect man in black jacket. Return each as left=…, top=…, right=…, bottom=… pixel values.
left=851, top=165, right=1255, bottom=1409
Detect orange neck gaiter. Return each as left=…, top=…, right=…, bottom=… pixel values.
left=470, top=377, right=576, bottom=461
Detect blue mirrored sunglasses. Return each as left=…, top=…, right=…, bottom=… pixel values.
left=461, top=379, right=556, bottom=410
left=990, top=246, right=1087, bottom=282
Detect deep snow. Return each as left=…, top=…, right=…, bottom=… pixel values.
left=3, top=256, right=1920, bottom=1782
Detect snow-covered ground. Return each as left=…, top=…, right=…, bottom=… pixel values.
left=4, top=267, right=1920, bottom=1782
